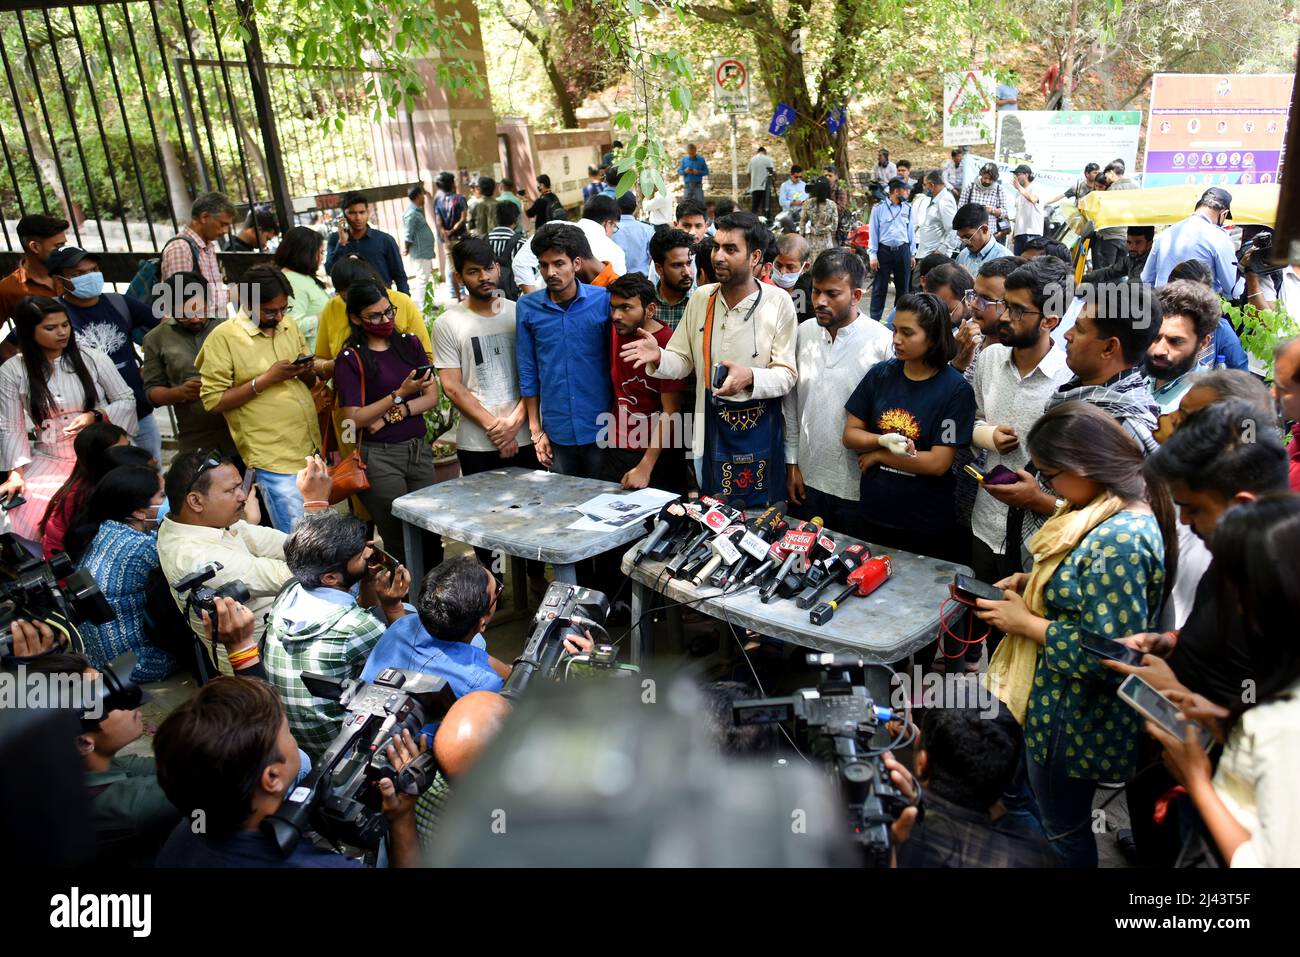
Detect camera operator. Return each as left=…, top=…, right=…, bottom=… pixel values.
left=153, top=674, right=426, bottom=867
left=156, top=449, right=332, bottom=672
left=882, top=706, right=1057, bottom=868
left=264, top=510, right=412, bottom=761
left=23, top=643, right=182, bottom=867
left=361, top=556, right=593, bottom=693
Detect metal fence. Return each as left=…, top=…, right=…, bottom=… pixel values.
left=0, top=0, right=420, bottom=264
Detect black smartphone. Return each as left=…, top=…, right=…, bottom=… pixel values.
left=712, top=363, right=727, bottom=389
left=292, top=354, right=314, bottom=365
left=953, top=573, right=1006, bottom=603
left=411, top=364, right=435, bottom=379
left=240, top=470, right=256, bottom=498
left=1079, top=633, right=1145, bottom=668
left=369, top=543, right=400, bottom=579
left=1, top=493, right=26, bottom=512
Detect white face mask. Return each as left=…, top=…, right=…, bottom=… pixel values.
left=772, top=268, right=802, bottom=289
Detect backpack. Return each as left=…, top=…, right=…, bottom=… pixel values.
left=490, top=232, right=526, bottom=302
left=125, top=235, right=204, bottom=309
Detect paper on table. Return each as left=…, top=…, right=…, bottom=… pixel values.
left=568, top=487, right=677, bottom=531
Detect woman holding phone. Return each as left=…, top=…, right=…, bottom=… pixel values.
left=333, top=282, right=441, bottom=566
left=0, top=296, right=137, bottom=552
left=973, top=401, right=1174, bottom=868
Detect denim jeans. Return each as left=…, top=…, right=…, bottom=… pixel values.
left=551, top=442, right=605, bottom=480
left=134, top=412, right=162, bottom=466
left=254, top=468, right=305, bottom=532
left=682, top=183, right=705, bottom=205
left=1025, top=725, right=1102, bottom=868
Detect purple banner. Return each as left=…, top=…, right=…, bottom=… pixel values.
left=1145, top=149, right=1281, bottom=174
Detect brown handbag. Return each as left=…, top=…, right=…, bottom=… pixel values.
left=326, top=351, right=371, bottom=506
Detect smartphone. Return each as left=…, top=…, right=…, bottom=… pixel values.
left=1, top=493, right=26, bottom=512
left=410, top=364, right=435, bottom=380
left=240, top=470, right=256, bottom=498
left=963, top=464, right=986, bottom=482
left=292, top=354, right=314, bottom=365
left=983, top=464, right=1019, bottom=485
left=953, top=573, right=1006, bottom=603
left=369, top=543, right=400, bottom=578
left=712, top=363, right=727, bottom=389
left=1079, top=633, right=1145, bottom=668
left=1117, top=675, right=1214, bottom=750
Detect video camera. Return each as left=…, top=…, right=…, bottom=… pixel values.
left=263, top=668, right=458, bottom=856
left=501, top=581, right=621, bottom=701
left=0, top=533, right=114, bottom=657
left=733, top=652, right=908, bottom=866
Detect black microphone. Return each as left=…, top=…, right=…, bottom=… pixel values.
left=634, top=498, right=690, bottom=564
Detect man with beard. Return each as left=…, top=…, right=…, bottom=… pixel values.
left=1146, top=280, right=1222, bottom=413
left=982, top=271, right=1163, bottom=558
left=621, top=212, right=796, bottom=508
left=782, top=249, right=891, bottom=529
left=967, top=255, right=1072, bottom=640
left=603, top=272, right=688, bottom=493
left=649, top=228, right=696, bottom=331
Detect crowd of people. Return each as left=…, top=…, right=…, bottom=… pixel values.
left=1, top=136, right=1298, bottom=871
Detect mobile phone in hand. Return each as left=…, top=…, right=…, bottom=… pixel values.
left=411, top=364, right=435, bottom=379
left=369, top=543, right=400, bottom=581
left=953, top=573, right=1005, bottom=603
left=1, top=493, right=26, bottom=512
left=1079, top=633, right=1145, bottom=668
left=240, top=470, right=256, bottom=498
left=292, top=354, right=314, bottom=366
left=983, top=464, right=1019, bottom=485
left=712, top=363, right=728, bottom=389
left=1118, top=675, right=1214, bottom=750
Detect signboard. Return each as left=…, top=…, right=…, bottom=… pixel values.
left=1142, top=73, right=1293, bottom=188
left=944, top=70, right=995, bottom=146
left=713, top=56, right=751, bottom=114
left=995, top=111, right=1143, bottom=195
left=825, top=106, right=847, bottom=135
left=769, top=102, right=796, bottom=137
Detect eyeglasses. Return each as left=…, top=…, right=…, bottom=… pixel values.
left=1006, top=303, right=1042, bottom=321
left=963, top=290, right=1007, bottom=312
left=360, top=305, right=396, bottom=323
left=258, top=306, right=289, bottom=321
left=187, top=449, right=224, bottom=492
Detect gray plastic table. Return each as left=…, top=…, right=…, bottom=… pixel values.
left=619, top=532, right=971, bottom=668
left=391, top=467, right=662, bottom=598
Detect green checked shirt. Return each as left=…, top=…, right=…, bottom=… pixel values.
left=264, top=582, right=389, bottom=761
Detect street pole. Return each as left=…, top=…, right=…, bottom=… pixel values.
left=730, top=113, right=739, bottom=202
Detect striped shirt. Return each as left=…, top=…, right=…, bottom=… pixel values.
left=159, top=226, right=229, bottom=318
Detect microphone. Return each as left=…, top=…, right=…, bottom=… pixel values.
left=712, top=508, right=785, bottom=589
left=669, top=502, right=742, bottom=578
left=634, top=498, right=691, bottom=564
left=759, top=517, right=823, bottom=604
left=809, top=555, right=893, bottom=625
left=730, top=537, right=788, bottom=593
left=795, top=542, right=871, bottom=609
left=691, top=525, right=747, bottom=587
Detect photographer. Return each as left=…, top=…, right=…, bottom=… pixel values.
left=264, top=511, right=411, bottom=761
left=882, top=706, right=1057, bottom=868
left=154, top=675, right=425, bottom=867
left=361, top=556, right=592, bottom=693
left=23, top=639, right=181, bottom=867
left=156, top=449, right=332, bottom=672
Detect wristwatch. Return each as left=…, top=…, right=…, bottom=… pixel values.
left=390, top=392, right=406, bottom=407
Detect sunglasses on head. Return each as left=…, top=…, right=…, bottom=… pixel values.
left=187, top=449, right=225, bottom=492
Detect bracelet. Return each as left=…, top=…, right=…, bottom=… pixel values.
left=303, top=500, right=329, bottom=510
left=227, top=645, right=260, bottom=666
left=249, top=375, right=261, bottom=395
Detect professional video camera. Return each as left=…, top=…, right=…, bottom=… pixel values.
left=263, top=668, right=458, bottom=856
left=501, top=580, right=628, bottom=700
left=0, top=533, right=114, bottom=657
left=733, top=652, right=909, bottom=866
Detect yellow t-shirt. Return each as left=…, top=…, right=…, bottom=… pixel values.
left=197, top=314, right=322, bottom=474
left=314, top=288, right=432, bottom=360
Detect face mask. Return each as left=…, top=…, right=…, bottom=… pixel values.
left=364, top=319, right=395, bottom=338
left=772, top=268, right=802, bottom=289
left=68, top=271, right=105, bottom=299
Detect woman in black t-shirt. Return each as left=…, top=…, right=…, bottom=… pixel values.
left=843, top=292, right=975, bottom=563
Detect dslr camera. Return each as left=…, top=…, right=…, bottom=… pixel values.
left=733, top=652, right=908, bottom=866
left=173, top=563, right=252, bottom=615
left=501, top=581, right=619, bottom=700
left=263, top=668, right=458, bottom=856
left=0, top=533, right=114, bottom=657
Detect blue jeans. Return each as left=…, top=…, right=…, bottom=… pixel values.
left=683, top=183, right=704, bottom=204
left=254, top=469, right=305, bottom=532
left=134, top=412, right=162, bottom=466
left=1025, top=726, right=1102, bottom=868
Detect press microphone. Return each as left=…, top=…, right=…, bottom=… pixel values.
left=712, top=508, right=785, bottom=589
left=809, top=555, right=893, bottom=625
left=691, top=525, right=747, bottom=587
left=795, top=542, right=871, bottom=609
left=635, top=498, right=690, bottom=564
left=669, top=502, right=741, bottom=578
left=731, top=537, right=788, bottom=593
left=759, top=517, right=823, bottom=604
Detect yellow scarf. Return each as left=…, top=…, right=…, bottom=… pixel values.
left=983, top=492, right=1125, bottom=723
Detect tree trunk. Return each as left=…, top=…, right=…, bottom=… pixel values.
left=537, top=42, right=580, bottom=129
left=19, top=90, right=76, bottom=225
left=750, top=24, right=832, bottom=169
left=158, top=136, right=192, bottom=226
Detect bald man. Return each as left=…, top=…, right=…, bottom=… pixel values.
left=434, top=690, right=513, bottom=779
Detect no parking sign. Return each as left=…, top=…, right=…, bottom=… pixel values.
left=712, top=57, right=751, bottom=114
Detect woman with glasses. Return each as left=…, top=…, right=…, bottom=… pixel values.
left=0, top=296, right=136, bottom=553
left=196, top=264, right=321, bottom=532
left=842, top=292, right=975, bottom=564
left=274, top=226, right=331, bottom=351
left=974, top=401, right=1174, bottom=868
left=334, top=282, right=441, bottom=567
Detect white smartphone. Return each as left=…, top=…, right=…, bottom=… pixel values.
left=1117, top=675, right=1214, bottom=751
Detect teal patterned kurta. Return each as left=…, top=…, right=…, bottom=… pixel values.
left=1025, top=511, right=1165, bottom=783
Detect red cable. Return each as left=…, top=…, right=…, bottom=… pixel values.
left=937, top=596, right=991, bottom=659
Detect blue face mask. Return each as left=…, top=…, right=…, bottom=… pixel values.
left=68, top=271, right=105, bottom=299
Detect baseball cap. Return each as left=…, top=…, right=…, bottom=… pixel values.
left=1198, top=187, right=1233, bottom=216
left=1012, top=164, right=1033, bottom=176
left=47, top=246, right=98, bottom=275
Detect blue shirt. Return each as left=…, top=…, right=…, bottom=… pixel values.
left=678, top=154, right=709, bottom=185
left=61, top=293, right=159, bottom=419
left=868, top=199, right=915, bottom=257
left=614, top=215, right=655, bottom=276
left=325, top=227, right=409, bottom=296
left=1141, top=212, right=1243, bottom=297
left=996, top=82, right=1019, bottom=110
left=955, top=238, right=1013, bottom=275
left=403, top=203, right=436, bottom=261
left=778, top=178, right=806, bottom=212
left=360, top=614, right=503, bottom=696
left=1211, top=318, right=1249, bottom=370
left=516, top=282, right=613, bottom=446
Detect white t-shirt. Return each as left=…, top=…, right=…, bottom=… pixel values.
left=576, top=218, right=627, bottom=275
left=1013, top=185, right=1045, bottom=236
left=747, top=154, right=775, bottom=191
left=432, top=300, right=530, bottom=453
